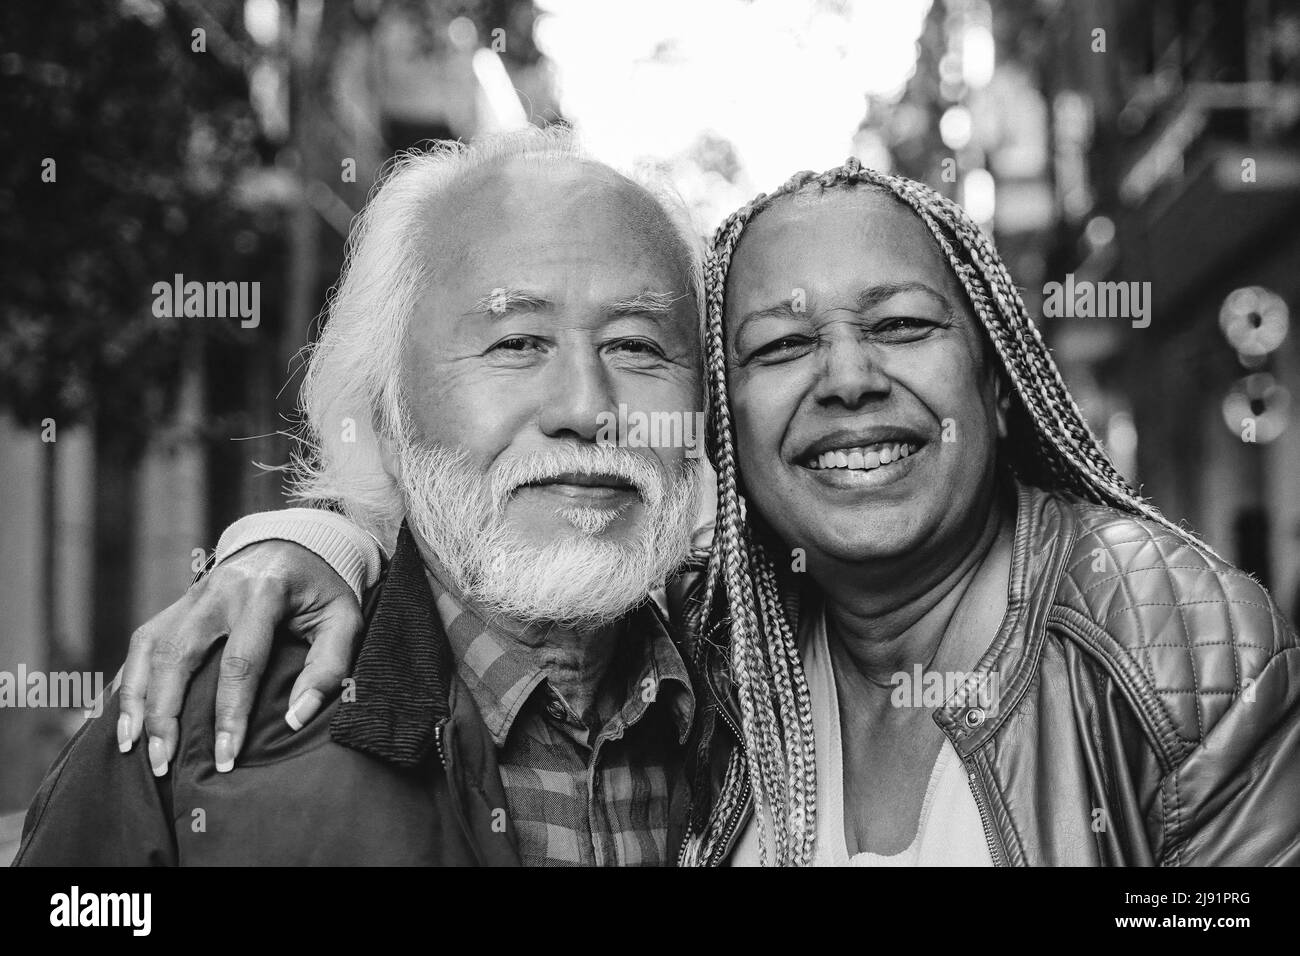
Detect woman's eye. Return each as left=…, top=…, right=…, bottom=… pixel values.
left=750, top=336, right=814, bottom=361
left=873, top=317, right=934, bottom=337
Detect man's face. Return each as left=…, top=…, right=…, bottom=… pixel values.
left=397, top=158, right=702, bottom=548
left=724, top=188, right=1007, bottom=571
left=387, top=158, right=704, bottom=626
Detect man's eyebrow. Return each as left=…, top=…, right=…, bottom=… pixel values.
left=605, top=290, right=689, bottom=319
left=465, top=288, right=553, bottom=317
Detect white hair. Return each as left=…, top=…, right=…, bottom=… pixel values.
left=287, top=125, right=705, bottom=548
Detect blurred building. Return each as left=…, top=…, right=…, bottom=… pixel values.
left=879, top=0, right=1300, bottom=624
left=1035, top=0, right=1300, bottom=619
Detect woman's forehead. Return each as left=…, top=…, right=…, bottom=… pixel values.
left=724, top=187, right=957, bottom=305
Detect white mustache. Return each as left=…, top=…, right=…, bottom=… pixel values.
left=396, top=436, right=703, bottom=628
left=490, top=444, right=665, bottom=511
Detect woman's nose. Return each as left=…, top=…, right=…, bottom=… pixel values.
left=812, top=335, right=893, bottom=410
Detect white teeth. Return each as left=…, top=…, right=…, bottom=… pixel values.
left=806, top=442, right=918, bottom=471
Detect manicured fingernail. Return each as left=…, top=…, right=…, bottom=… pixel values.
left=117, top=713, right=133, bottom=753
left=215, top=732, right=235, bottom=773
left=148, top=736, right=168, bottom=777
left=285, top=689, right=323, bottom=732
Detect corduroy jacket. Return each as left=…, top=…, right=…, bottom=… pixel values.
left=14, top=523, right=696, bottom=866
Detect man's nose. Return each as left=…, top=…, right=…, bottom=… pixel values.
left=536, top=345, right=616, bottom=442
left=812, top=333, right=892, bottom=410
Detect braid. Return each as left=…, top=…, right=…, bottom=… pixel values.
left=750, top=534, right=817, bottom=865
left=680, top=159, right=1219, bottom=867
left=680, top=186, right=822, bottom=866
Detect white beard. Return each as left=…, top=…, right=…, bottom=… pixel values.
left=396, top=438, right=702, bottom=629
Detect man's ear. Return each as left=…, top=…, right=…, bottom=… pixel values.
left=378, top=432, right=401, bottom=482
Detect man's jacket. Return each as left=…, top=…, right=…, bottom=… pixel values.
left=15, top=525, right=694, bottom=865
left=680, top=481, right=1300, bottom=865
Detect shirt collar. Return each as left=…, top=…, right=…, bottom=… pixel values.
left=423, top=561, right=695, bottom=748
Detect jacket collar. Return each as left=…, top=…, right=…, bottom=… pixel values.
left=330, top=521, right=453, bottom=767
left=933, top=479, right=1076, bottom=755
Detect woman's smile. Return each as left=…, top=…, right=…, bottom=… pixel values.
left=797, top=438, right=927, bottom=490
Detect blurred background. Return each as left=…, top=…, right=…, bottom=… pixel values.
left=3, top=0, right=1300, bottom=850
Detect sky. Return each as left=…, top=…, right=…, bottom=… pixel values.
left=532, top=0, right=933, bottom=228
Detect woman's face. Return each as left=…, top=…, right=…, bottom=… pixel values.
left=724, top=187, right=1008, bottom=569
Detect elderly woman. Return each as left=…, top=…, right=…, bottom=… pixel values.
left=108, top=161, right=1300, bottom=867
left=674, top=160, right=1300, bottom=867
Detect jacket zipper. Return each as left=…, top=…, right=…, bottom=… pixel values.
left=433, top=715, right=494, bottom=865
left=964, top=761, right=1006, bottom=867
left=706, top=700, right=753, bottom=866
left=435, top=716, right=448, bottom=769
left=709, top=773, right=752, bottom=866
left=677, top=666, right=754, bottom=867
left=676, top=779, right=752, bottom=866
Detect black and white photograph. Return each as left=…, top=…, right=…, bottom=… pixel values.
left=1, top=0, right=1299, bottom=918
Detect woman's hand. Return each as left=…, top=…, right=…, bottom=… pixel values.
left=117, top=541, right=364, bottom=776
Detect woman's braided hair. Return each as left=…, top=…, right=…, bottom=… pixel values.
left=679, top=159, right=1211, bottom=867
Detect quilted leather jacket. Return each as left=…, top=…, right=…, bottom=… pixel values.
left=681, top=480, right=1300, bottom=865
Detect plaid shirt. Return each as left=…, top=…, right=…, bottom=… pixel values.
left=425, top=568, right=696, bottom=867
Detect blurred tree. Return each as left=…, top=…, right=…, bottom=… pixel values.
left=0, top=0, right=549, bottom=440
left=0, top=0, right=280, bottom=439
left=0, top=0, right=284, bottom=675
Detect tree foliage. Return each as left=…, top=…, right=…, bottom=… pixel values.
left=0, top=0, right=281, bottom=439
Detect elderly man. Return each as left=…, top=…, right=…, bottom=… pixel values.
left=14, top=128, right=709, bottom=866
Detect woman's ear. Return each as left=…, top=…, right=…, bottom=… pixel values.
left=995, top=374, right=1012, bottom=441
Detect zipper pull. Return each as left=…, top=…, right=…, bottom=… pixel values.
left=434, top=717, right=449, bottom=771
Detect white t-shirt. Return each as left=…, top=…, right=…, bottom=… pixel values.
left=729, top=608, right=994, bottom=867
